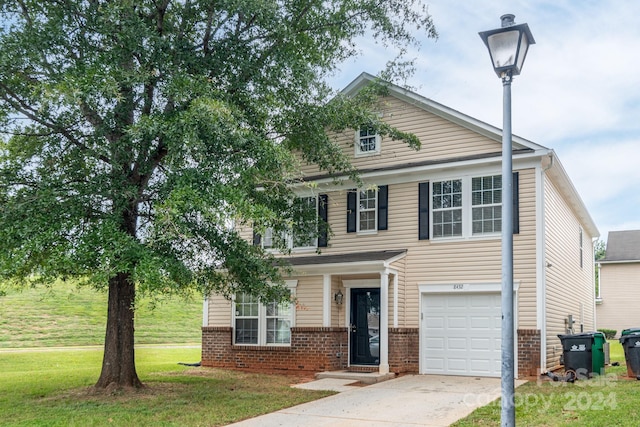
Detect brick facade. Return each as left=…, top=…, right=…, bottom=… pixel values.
left=517, top=328, right=541, bottom=377
left=203, top=326, right=541, bottom=377
left=202, top=326, right=349, bottom=373
left=389, top=328, right=419, bottom=373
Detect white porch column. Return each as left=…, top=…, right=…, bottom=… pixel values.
left=202, top=297, right=209, bottom=327
left=380, top=271, right=390, bottom=374
left=322, top=274, right=331, bottom=327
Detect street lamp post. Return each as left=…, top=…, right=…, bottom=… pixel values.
left=479, top=14, right=535, bottom=427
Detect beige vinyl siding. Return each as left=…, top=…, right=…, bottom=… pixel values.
left=514, top=168, right=538, bottom=329
left=543, top=174, right=596, bottom=369
left=207, top=294, right=232, bottom=327
left=213, top=168, right=539, bottom=333
left=283, top=169, right=538, bottom=329
left=298, top=96, right=503, bottom=177
left=596, top=263, right=640, bottom=336
left=294, top=275, right=324, bottom=326
left=389, top=257, right=407, bottom=327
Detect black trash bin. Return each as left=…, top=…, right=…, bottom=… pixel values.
left=558, top=333, right=596, bottom=379
left=621, top=328, right=640, bottom=337
left=619, top=332, right=640, bottom=378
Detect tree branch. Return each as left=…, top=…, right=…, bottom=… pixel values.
left=0, top=83, right=112, bottom=165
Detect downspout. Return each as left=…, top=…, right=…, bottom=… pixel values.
left=538, top=152, right=554, bottom=373
left=593, top=239, right=600, bottom=330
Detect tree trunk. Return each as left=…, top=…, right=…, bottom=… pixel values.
left=95, top=271, right=143, bottom=389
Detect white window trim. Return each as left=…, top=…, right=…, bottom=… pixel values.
left=291, top=196, right=319, bottom=251
left=471, top=175, right=502, bottom=235
left=430, top=175, right=502, bottom=241
left=354, top=128, right=381, bottom=157
left=232, top=281, right=298, bottom=347
left=261, top=197, right=319, bottom=252
left=357, top=188, right=378, bottom=234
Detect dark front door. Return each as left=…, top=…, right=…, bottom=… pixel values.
left=350, top=288, right=380, bottom=365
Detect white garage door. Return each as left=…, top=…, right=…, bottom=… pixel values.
left=421, top=293, right=502, bottom=377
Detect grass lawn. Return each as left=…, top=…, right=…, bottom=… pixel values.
left=3, top=281, right=639, bottom=426
left=452, top=342, right=640, bottom=426
left=0, top=347, right=331, bottom=426
left=0, top=280, right=202, bottom=348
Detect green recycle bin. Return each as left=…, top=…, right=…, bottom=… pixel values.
left=619, top=332, right=640, bottom=378
left=558, top=332, right=606, bottom=378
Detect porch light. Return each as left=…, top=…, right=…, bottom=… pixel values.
left=334, top=290, right=344, bottom=305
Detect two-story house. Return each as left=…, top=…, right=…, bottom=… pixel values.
left=201, top=73, right=599, bottom=378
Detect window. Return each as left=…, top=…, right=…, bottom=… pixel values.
left=431, top=174, right=505, bottom=239
left=292, top=196, right=318, bottom=249
left=254, top=195, right=328, bottom=250
left=347, top=186, right=388, bottom=233
left=234, top=292, right=294, bottom=345
left=355, top=126, right=381, bottom=156
left=579, top=227, right=584, bottom=268
left=432, top=179, right=462, bottom=238
left=358, top=189, right=377, bottom=232
left=472, top=175, right=502, bottom=234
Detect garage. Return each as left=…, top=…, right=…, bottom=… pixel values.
left=421, top=292, right=502, bottom=377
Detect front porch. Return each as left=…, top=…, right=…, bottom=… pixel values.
left=201, top=249, right=417, bottom=375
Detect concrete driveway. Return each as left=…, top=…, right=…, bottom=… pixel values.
left=229, top=374, right=522, bottom=426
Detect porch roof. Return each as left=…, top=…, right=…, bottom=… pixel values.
left=283, top=249, right=406, bottom=266
left=280, top=249, right=407, bottom=274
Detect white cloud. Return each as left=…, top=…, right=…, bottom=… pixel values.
left=329, top=0, right=640, bottom=239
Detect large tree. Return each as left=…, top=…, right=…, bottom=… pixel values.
left=0, top=1, right=435, bottom=389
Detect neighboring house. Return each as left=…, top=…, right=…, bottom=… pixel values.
left=596, top=230, right=640, bottom=337
left=201, top=73, right=599, bottom=378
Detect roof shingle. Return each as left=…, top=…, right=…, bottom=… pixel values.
left=603, top=230, right=640, bottom=262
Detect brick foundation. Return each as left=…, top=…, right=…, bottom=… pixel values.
left=518, top=329, right=541, bottom=377
left=202, top=326, right=348, bottom=373
left=203, top=326, right=541, bottom=377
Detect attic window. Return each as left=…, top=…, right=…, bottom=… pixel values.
left=355, top=126, right=381, bottom=156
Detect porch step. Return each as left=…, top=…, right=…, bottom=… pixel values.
left=315, top=370, right=396, bottom=385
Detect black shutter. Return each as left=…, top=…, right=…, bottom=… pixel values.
left=419, top=182, right=430, bottom=240
left=513, top=171, right=520, bottom=234
left=377, top=185, right=388, bottom=231
left=253, top=229, right=261, bottom=246
left=347, top=189, right=357, bottom=233
left=318, top=194, right=328, bottom=247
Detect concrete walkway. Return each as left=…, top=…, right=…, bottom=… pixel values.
left=230, top=375, right=525, bottom=426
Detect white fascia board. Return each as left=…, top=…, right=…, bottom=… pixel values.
left=294, top=149, right=548, bottom=192
left=286, top=260, right=393, bottom=276
left=599, top=259, right=640, bottom=265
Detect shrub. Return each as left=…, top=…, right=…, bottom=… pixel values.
left=598, top=328, right=616, bottom=339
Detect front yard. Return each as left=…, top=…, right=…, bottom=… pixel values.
left=453, top=341, right=640, bottom=426
left=1, top=340, right=638, bottom=426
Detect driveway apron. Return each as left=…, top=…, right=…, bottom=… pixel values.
left=229, top=374, right=516, bottom=427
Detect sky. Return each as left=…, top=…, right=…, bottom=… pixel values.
left=328, top=0, right=640, bottom=243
